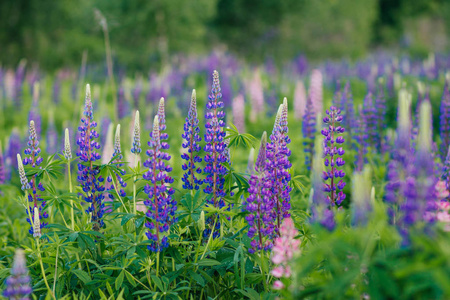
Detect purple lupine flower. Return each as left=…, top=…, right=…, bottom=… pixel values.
left=203, top=70, right=229, bottom=238
left=131, top=110, right=141, bottom=154
left=374, top=80, right=387, bottom=152
left=0, top=141, right=5, bottom=185
left=310, top=136, right=335, bottom=230
left=267, top=99, right=292, bottom=233
left=244, top=132, right=275, bottom=253
left=302, top=95, right=316, bottom=171
left=399, top=101, right=437, bottom=245
left=442, top=146, right=450, bottom=192
left=309, top=69, right=323, bottom=114
left=232, top=94, right=245, bottom=132
left=322, top=106, right=346, bottom=206
left=362, top=92, right=377, bottom=149
left=353, top=106, right=368, bottom=172
left=3, top=249, right=32, bottom=299
left=293, top=80, right=306, bottom=120
left=181, top=89, right=203, bottom=191
left=440, top=80, right=450, bottom=158
left=28, top=83, right=41, bottom=138
left=76, top=84, right=106, bottom=231
left=13, top=60, right=26, bottom=108
left=6, top=129, right=21, bottom=181
left=46, top=111, right=58, bottom=154
left=143, top=115, right=176, bottom=252
left=384, top=90, right=413, bottom=225
left=22, top=120, right=48, bottom=236
left=117, top=86, right=129, bottom=119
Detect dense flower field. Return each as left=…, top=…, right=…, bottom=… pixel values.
left=1, top=53, right=450, bottom=299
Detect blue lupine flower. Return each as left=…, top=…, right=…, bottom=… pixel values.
left=143, top=114, right=177, bottom=252
left=131, top=111, right=141, bottom=154
left=181, top=89, right=203, bottom=190
left=244, top=132, right=275, bottom=253
left=203, top=70, right=229, bottom=239
left=76, top=84, right=106, bottom=231
left=322, top=106, right=346, bottom=206
left=302, top=95, right=316, bottom=171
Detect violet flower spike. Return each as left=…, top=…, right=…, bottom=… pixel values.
left=321, top=106, right=346, bottom=206
left=76, top=84, right=105, bottom=231
left=3, top=249, right=32, bottom=299
left=143, top=115, right=177, bottom=252
left=440, top=80, right=450, bottom=158
left=23, top=120, right=48, bottom=236
left=203, top=70, right=229, bottom=238
left=181, top=89, right=203, bottom=191
left=302, top=95, right=316, bottom=171
left=244, top=132, right=275, bottom=253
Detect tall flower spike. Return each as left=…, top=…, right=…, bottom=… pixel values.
left=131, top=110, right=141, bottom=154
left=302, top=95, right=316, bottom=171
left=3, top=249, right=32, bottom=299
left=23, top=120, right=48, bottom=236
left=28, top=83, right=41, bottom=137
left=362, top=92, right=377, bottom=149
left=271, top=217, right=301, bottom=290
left=244, top=132, right=275, bottom=253
left=76, top=84, right=105, bottom=231
left=267, top=100, right=292, bottom=234
left=181, top=89, right=203, bottom=191
left=143, top=115, right=177, bottom=252
left=353, top=106, right=368, bottom=172
left=64, top=128, right=72, bottom=160
left=293, top=80, right=306, bottom=120
left=322, top=106, right=346, bottom=206
left=374, top=79, right=387, bottom=152
left=203, top=70, right=229, bottom=238
left=309, top=69, right=323, bottom=114
left=232, top=94, right=245, bottom=132
left=17, top=154, right=30, bottom=190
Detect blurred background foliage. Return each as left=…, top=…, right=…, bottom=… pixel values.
left=2, top=0, right=450, bottom=70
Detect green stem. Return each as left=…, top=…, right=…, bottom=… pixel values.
left=133, top=154, right=137, bottom=215
left=37, top=239, right=56, bottom=299
left=52, top=245, right=59, bottom=296
left=259, top=251, right=268, bottom=292
left=109, top=170, right=129, bottom=214
left=156, top=251, right=160, bottom=277
left=68, top=162, right=74, bottom=231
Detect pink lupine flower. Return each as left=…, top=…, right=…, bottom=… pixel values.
left=247, top=69, right=264, bottom=122
left=309, top=69, right=323, bottom=114
left=273, top=280, right=285, bottom=290
left=270, top=217, right=300, bottom=289
left=232, top=94, right=245, bottom=132
left=293, top=80, right=306, bottom=120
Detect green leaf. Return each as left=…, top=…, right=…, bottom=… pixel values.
left=197, top=259, right=221, bottom=266
left=125, top=271, right=137, bottom=287
left=115, top=270, right=124, bottom=291
left=72, top=269, right=92, bottom=284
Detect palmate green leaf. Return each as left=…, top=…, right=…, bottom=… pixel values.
left=225, top=123, right=257, bottom=149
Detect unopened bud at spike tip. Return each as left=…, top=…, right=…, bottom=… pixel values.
left=33, top=207, right=41, bottom=239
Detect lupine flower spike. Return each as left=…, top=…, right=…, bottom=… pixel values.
left=33, top=206, right=41, bottom=238
left=267, top=99, right=292, bottom=233
left=108, top=124, right=127, bottom=198
left=64, top=129, right=72, bottom=160
left=244, top=132, right=275, bottom=253
left=302, top=95, right=316, bottom=170
left=322, top=106, right=346, bottom=206
left=3, top=249, right=32, bottom=299
left=131, top=110, right=141, bottom=155
left=181, top=89, right=203, bottom=191
left=76, top=84, right=105, bottom=231
left=203, top=70, right=229, bottom=238
left=17, top=154, right=30, bottom=190
left=23, top=120, right=48, bottom=236
left=271, top=217, right=301, bottom=290
left=351, top=167, right=372, bottom=226
left=143, top=115, right=177, bottom=252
